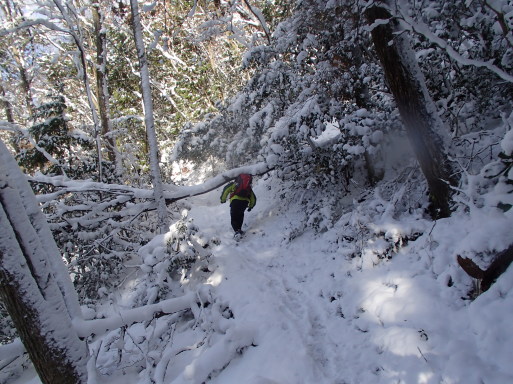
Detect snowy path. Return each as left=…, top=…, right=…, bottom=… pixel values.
left=186, top=183, right=513, bottom=384
left=187, top=187, right=381, bottom=383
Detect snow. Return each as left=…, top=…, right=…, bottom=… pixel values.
left=310, top=121, right=341, bottom=147
left=398, top=6, right=513, bottom=84
left=502, top=127, right=513, bottom=156
left=11, top=166, right=513, bottom=384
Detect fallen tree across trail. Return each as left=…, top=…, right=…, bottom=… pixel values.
left=29, top=162, right=273, bottom=205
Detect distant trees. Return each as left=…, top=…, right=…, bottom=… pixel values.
left=0, top=0, right=276, bottom=177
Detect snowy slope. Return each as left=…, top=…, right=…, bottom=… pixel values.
left=182, top=178, right=513, bottom=384
left=12, top=173, right=513, bottom=384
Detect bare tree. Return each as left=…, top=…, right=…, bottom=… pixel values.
left=51, top=0, right=104, bottom=181
left=93, top=1, right=117, bottom=166
left=365, top=2, right=457, bottom=218
left=130, top=0, right=168, bottom=233
left=0, top=139, right=88, bottom=384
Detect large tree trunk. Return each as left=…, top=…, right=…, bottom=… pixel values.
left=0, top=140, right=88, bottom=384
left=130, top=0, right=168, bottom=233
left=365, top=3, right=457, bottom=218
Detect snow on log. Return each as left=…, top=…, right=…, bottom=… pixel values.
left=28, top=161, right=273, bottom=204
left=172, top=324, right=258, bottom=383
left=73, top=292, right=196, bottom=338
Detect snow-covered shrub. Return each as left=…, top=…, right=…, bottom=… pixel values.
left=458, top=115, right=513, bottom=213
left=173, top=0, right=398, bottom=232
left=165, top=210, right=216, bottom=271
left=133, top=210, right=216, bottom=306
left=408, top=0, right=513, bottom=135
left=37, top=191, right=160, bottom=303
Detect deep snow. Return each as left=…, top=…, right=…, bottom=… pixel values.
left=12, top=171, right=513, bottom=384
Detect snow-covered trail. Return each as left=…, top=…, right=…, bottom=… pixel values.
left=186, top=180, right=513, bottom=384
left=188, top=185, right=340, bottom=383
left=12, top=178, right=513, bottom=384
left=187, top=183, right=385, bottom=383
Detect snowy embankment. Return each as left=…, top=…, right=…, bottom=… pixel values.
left=15, top=174, right=513, bottom=384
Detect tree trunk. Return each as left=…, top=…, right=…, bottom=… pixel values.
left=53, top=0, right=104, bottom=182
left=0, top=140, right=88, bottom=384
left=365, top=4, right=457, bottom=218
left=0, top=82, right=14, bottom=123
left=93, top=2, right=117, bottom=165
left=18, top=63, right=35, bottom=119
left=130, top=0, right=168, bottom=233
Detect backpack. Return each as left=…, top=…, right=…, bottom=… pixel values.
left=231, top=174, right=252, bottom=198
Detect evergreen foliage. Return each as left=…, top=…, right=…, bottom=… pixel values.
left=15, top=95, right=96, bottom=178
left=173, top=0, right=399, bottom=228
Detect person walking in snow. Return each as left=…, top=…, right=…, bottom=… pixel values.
left=220, top=173, right=256, bottom=239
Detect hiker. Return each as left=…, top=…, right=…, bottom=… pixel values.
left=220, top=173, right=256, bottom=238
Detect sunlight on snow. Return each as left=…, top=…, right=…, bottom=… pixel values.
left=361, top=278, right=410, bottom=323
left=206, top=271, right=224, bottom=287
left=372, top=326, right=422, bottom=356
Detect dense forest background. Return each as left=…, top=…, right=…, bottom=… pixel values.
left=1, top=0, right=513, bottom=383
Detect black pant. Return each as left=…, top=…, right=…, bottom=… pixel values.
left=230, top=199, right=249, bottom=232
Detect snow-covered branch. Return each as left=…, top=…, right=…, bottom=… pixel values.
left=397, top=9, right=513, bottom=83
left=242, top=0, right=271, bottom=43
left=0, top=18, right=68, bottom=37
left=29, top=161, right=273, bottom=204
left=167, top=161, right=273, bottom=201
left=73, top=292, right=196, bottom=338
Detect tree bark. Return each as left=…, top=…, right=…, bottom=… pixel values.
left=0, top=83, right=14, bottom=123
left=130, top=0, right=168, bottom=233
left=365, top=4, right=457, bottom=218
left=0, top=140, right=88, bottom=384
left=93, top=2, right=117, bottom=164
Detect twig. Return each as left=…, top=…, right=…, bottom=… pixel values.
left=417, top=346, right=428, bottom=362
